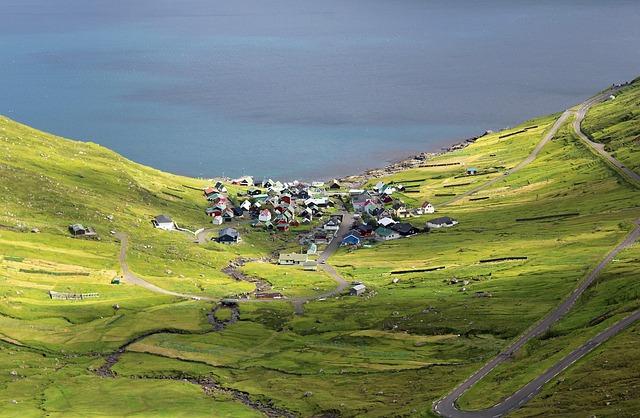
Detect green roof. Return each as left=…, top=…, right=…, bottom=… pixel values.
left=375, top=226, right=395, bottom=237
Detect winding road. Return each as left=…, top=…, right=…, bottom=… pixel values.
left=573, top=91, right=640, bottom=186
left=434, top=90, right=640, bottom=417
left=115, top=232, right=216, bottom=301
left=113, top=90, right=639, bottom=417
left=115, top=212, right=354, bottom=311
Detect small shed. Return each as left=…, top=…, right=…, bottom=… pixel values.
left=69, top=224, right=87, bottom=236
left=152, top=215, right=175, bottom=231
left=68, top=224, right=97, bottom=237
left=350, top=284, right=366, bottom=296
left=111, top=277, right=121, bottom=285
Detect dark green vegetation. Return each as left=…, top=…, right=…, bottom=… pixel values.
left=1, top=78, right=639, bottom=417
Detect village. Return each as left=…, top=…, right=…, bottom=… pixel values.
left=68, top=173, right=461, bottom=280
left=64, top=163, right=470, bottom=302
left=139, top=174, right=458, bottom=296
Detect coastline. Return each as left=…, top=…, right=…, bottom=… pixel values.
left=337, top=131, right=489, bottom=185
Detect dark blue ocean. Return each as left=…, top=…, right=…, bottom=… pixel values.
left=2, top=0, right=639, bottom=180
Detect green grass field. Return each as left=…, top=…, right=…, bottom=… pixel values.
left=582, top=77, right=640, bottom=173
left=1, top=77, right=639, bottom=417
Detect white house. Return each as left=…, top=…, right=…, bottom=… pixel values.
left=323, top=217, right=341, bottom=231
left=375, top=227, right=401, bottom=241
left=305, top=197, right=330, bottom=207
left=394, top=205, right=409, bottom=218
left=378, top=217, right=396, bottom=227
left=152, top=215, right=175, bottom=231
left=240, top=200, right=252, bottom=211
left=214, top=181, right=228, bottom=193
left=259, top=209, right=272, bottom=222
left=269, top=181, right=285, bottom=193
left=415, top=202, right=435, bottom=215
left=278, top=253, right=309, bottom=265
left=426, top=216, right=458, bottom=229
left=233, top=176, right=254, bottom=186
left=212, top=215, right=224, bottom=225
left=374, top=182, right=396, bottom=195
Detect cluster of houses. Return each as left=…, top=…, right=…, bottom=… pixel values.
left=148, top=175, right=458, bottom=253
left=350, top=182, right=436, bottom=219
left=336, top=181, right=459, bottom=247
left=340, top=219, right=422, bottom=247
left=204, top=177, right=339, bottom=232
left=298, top=214, right=344, bottom=247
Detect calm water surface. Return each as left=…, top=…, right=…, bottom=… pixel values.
left=2, top=0, right=639, bottom=179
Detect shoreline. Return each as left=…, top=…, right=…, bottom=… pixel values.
left=208, top=130, right=491, bottom=186
left=337, top=130, right=489, bottom=185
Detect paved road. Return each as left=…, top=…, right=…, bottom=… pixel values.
left=292, top=212, right=353, bottom=313
left=434, top=90, right=640, bottom=417
left=573, top=91, right=640, bottom=185
left=434, top=220, right=640, bottom=417
left=442, top=110, right=571, bottom=206
left=115, top=212, right=354, bottom=312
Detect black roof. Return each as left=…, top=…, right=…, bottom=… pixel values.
left=219, top=228, right=239, bottom=238
left=428, top=216, right=455, bottom=225
left=390, top=222, right=416, bottom=234
left=356, top=224, right=374, bottom=233
left=154, top=215, right=172, bottom=223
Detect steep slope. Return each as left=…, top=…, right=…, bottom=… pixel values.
left=1, top=77, right=639, bottom=417
left=582, top=77, right=640, bottom=173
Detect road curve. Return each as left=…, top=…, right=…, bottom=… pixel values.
left=434, top=221, right=640, bottom=417
left=442, top=110, right=571, bottom=206
left=114, top=232, right=216, bottom=301
left=572, top=92, right=640, bottom=186
left=114, top=212, right=354, bottom=310
left=434, top=90, right=640, bottom=417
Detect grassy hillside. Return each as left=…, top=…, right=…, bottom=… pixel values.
left=582, top=77, right=640, bottom=172
left=1, top=76, right=639, bottom=418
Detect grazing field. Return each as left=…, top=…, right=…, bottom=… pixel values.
left=1, top=78, right=640, bottom=417
left=582, top=77, right=640, bottom=173
left=239, top=262, right=336, bottom=298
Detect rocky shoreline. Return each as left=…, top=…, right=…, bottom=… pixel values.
left=338, top=131, right=490, bottom=184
